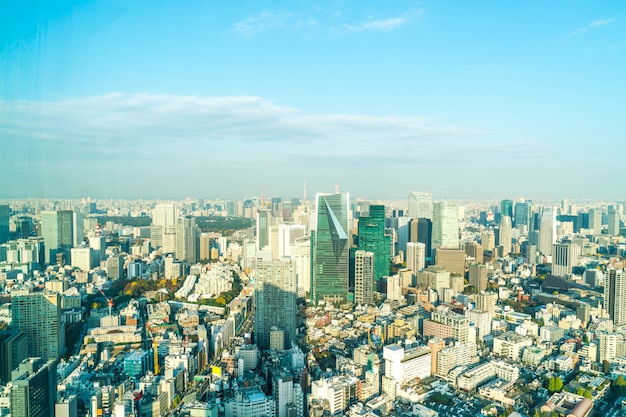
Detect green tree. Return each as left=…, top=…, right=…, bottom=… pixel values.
left=548, top=376, right=563, bottom=392
left=603, top=360, right=611, bottom=374
left=614, top=374, right=626, bottom=396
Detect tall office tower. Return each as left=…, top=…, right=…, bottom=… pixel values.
left=432, top=202, right=459, bottom=254
left=0, top=205, right=9, bottom=244
left=153, top=203, right=178, bottom=226
left=72, top=211, right=84, bottom=246
left=500, top=199, right=513, bottom=220
left=465, top=241, right=484, bottom=264
left=354, top=250, right=374, bottom=306
left=476, top=292, right=497, bottom=317
left=552, top=243, right=579, bottom=277
left=589, top=207, right=602, bottom=234
left=469, top=263, right=488, bottom=292
left=514, top=201, right=531, bottom=230
left=538, top=208, right=556, bottom=256
left=310, top=192, right=350, bottom=305
left=357, top=205, right=390, bottom=281
left=408, top=192, right=433, bottom=219
left=406, top=242, right=426, bottom=273
left=10, top=358, right=57, bottom=417
left=12, top=292, right=64, bottom=360
left=254, top=260, right=297, bottom=350
left=292, top=236, right=311, bottom=298
left=199, top=233, right=211, bottom=261
left=605, top=269, right=626, bottom=326
left=278, top=223, right=306, bottom=258
left=41, top=210, right=74, bottom=265
left=256, top=209, right=271, bottom=252
left=498, top=216, right=512, bottom=256
left=412, top=218, right=433, bottom=264
left=175, top=216, right=197, bottom=263
left=0, top=330, right=29, bottom=384
left=395, top=215, right=410, bottom=254
left=480, top=231, right=495, bottom=252
left=151, top=203, right=178, bottom=248
left=608, top=205, right=620, bottom=236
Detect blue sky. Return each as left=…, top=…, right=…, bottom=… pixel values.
left=1, top=0, right=625, bottom=200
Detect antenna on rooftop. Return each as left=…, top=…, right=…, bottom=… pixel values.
left=335, top=183, right=339, bottom=194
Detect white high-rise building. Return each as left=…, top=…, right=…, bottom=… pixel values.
left=406, top=242, right=426, bottom=273
left=277, top=223, right=306, bottom=258
left=589, top=207, right=602, bottom=234
left=292, top=236, right=310, bottom=299
left=498, top=215, right=512, bottom=256
left=432, top=201, right=459, bottom=252
left=408, top=191, right=433, bottom=219
left=383, top=344, right=431, bottom=385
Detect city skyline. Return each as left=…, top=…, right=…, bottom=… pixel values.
left=2, top=1, right=625, bottom=200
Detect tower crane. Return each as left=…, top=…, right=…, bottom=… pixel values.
left=97, top=287, right=114, bottom=316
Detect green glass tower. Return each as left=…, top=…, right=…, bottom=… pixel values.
left=357, top=205, right=390, bottom=281
left=500, top=199, right=513, bottom=220
left=311, top=192, right=350, bottom=305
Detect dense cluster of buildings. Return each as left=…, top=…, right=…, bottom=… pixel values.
left=0, top=193, right=625, bottom=416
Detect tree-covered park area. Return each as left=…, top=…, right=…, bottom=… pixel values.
left=96, top=215, right=152, bottom=227
left=194, top=216, right=254, bottom=234
left=95, top=215, right=253, bottom=234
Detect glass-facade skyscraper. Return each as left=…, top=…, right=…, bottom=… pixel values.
left=311, top=192, right=349, bottom=305
left=408, top=191, right=433, bottom=219
left=41, top=210, right=74, bottom=265
left=357, top=204, right=390, bottom=281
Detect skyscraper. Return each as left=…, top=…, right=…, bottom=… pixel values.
left=151, top=203, right=179, bottom=249
left=408, top=192, right=433, bottom=219
left=354, top=250, right=374, bottom=306
left=605, top=269, right=626, bottom=326
left=10, top=358, right=57, bottom=417
left=406, top=242, right=426, bottom=273
left=469, top=263, right=488, bottom=292
left=432, top=202, right=459, bottom=254
left=0, top=330, right=28, bottom=385
left=310, top=192, right=350, bottom=305
left=175, top=215, right=197, bottom=263
left=278, top=223, right=306, bottom=258
left=0, top=205, right=9, bottom=244
left=514, top=201, right=531, bottom=230
left=256, top=209, right=271, bottom=252
left=12, top=292, right=64, bottom=360
left=608, top=205, right=620, bottom=236
left=500, top=199, right=513, bottom=220
left=552, top=242, right=578, bottom=277
left=498, top=215, right=512, bottom=257
left=538, top=208, right=556, bottom=256
left=589, top=207, right=602, bottom=234
left=254, top=260, right=297, bottom=350
left=357, top=204, right=389, bottom=281
left=41, top=210, right=74, bottom=265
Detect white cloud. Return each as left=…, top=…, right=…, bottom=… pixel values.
left=1, top=93, right=546, bottom=199
left=569, top=17, right=614, bottom=36
left=232, top=10, right=293, bottom=36
left=591, top=18, right=614, bottom=27
left=346, top=17, right=407, bottom=32
left=232, top=7, right=423, bottom=36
